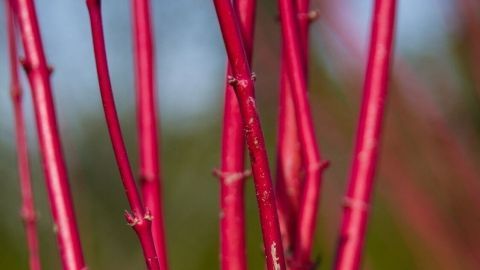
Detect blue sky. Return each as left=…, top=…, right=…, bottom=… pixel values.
left=0, top=0, right=456, bottom=145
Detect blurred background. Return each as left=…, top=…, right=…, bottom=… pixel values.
left=1, top=0, right=479, bottom=269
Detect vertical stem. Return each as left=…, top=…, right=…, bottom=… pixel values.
left=131, top=0, right=169, bottom=269
left=324, top=0, right=480, bottom=228
left=275, top=0, right=316, bottom=257
left=85, top=1, right=160, bottom=269
left=296, top=0, right=312, bottom=56
left=275, top=64, right=302, bottom=255
left=212, top=0, right=286, bottom=269
left=277, top=0, right=327, bottom=268
left=12, top=0, right=86, bottom=269
left=219, top=67, right=248, bottom=270
left=7, top=2, right=42, bottom=270
left=333, top=1, right=396, bottom=270
left=218, top=0, right=256, bottom=269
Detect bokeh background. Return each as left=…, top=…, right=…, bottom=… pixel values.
left=1, top=0, right=480, bottom=269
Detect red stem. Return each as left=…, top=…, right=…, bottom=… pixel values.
left=297, top=0, right=310, bottom=46
left=218, top=0, right=256, bottom=269
left=12, top=0, right=86, bottom=269
left=212, top=0, right=286, bottom=269
left=333, top=1, right=396, bottom=269
left=131, top=0, right=169, bottom=269
left=275, top=0, right=316, bottom=257
left=7, top=2, right=42, bottom=270
left=86, top=1, right=160, bottom=269
left=275, top=66, right=302, bottom=254
left=277, top=0, right=327, bottom=268
left=325, top=0, right=480, bottom=225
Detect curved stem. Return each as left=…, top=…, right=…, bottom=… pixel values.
left=86, top=0, right=160, bottom=269
left=213, top=0, right=286, bottom=269
left=7, top=2, right=42, bottom=269
left=13, top=0, right=86, bottom=269
left=333, top=1, right=397, bottom=269
left=131, top=0, right=169, bottom=269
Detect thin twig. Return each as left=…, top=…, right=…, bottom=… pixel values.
left=218, top=0, right=256, bottom=269
left=131, top=0, right=169, bottom=269
left=275, top=0, right=317, bottom=259
left=333, top=1, right=397, bottom=269
left=12, top=0, right=86, bottom=269
left=7, top=1, right=42, bottom=269
left=277, top=0, right=327, bottom=268
left=86, top=0, right=160, bottom=269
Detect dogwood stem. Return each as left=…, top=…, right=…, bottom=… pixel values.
left=217, top=0, right=256, bottom=269
left=86, top=0, right=160, bottom=269
left=13, top=0, right=86, bottom=269
left=275, top=0, right=317, bottom=257
left=277, top=0, right=327, bottom=268
left=131, top=0, right=169, bottom=269
left=213, top=0, right=286, bottom=269
left=7, top=1, right=42, bottom=269
left=275, top=63, right=302, bottom=255
left=333, top=1, right=397, bottom=269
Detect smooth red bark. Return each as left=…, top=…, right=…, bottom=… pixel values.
left=131, top=0, right=169, bottom=269
left=213, top=0, right=286, bottom=269
left=275, top=0, right=316, bottom=256
left=13, top=0, right=86, bottom=269
left=86, top=1, right=160, bottom=269
left=218, top=0, right=256, bottom=269
left=7, top=2, right=42, bottom=269
left=275, top=67, right=302, bottom=254
left=277, top=0, right=327, bottom=268
left=333, top=1, right=396, bottom=269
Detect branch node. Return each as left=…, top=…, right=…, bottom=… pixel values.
left=124, top=210, right=140, bottom=227
left=213, top=168, right=251, bottom=185
left=20, top=58, right=32, bottom=74
left=20, top=208, right=37, bottom=224
left=144, top=209, right=153, bottom=221
left=227, top=75, right=238, bottom=86
left=342, top=197, right=369, bottom=212
left=307, top=159, right=330, bottom=174
left=298, top=10, right=320, bottom=23
left=138, top=173, right=155, bottom=183
left=251, top=72, right=257, bottom=82
left=47, top=65, right=54, bottom=75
